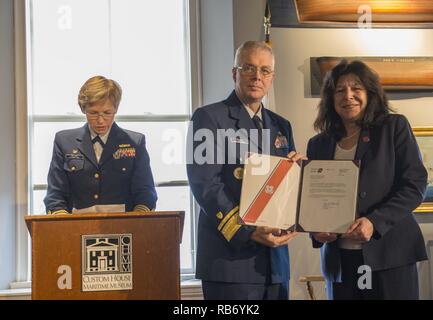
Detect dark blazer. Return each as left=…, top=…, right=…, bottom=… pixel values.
left=307, top=114, right=428, bottom=284
left=187, top=91, right=296, bottom=284
left=44, top=122, right=157, bottom=212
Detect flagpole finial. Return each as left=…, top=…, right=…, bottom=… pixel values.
left=264, top=1, right=272, bottom=46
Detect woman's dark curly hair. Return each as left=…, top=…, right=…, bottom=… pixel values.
left=313, top=59, right=394, bottom=140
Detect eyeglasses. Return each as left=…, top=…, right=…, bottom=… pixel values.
left=235, top=64, right=274, bottom=78
left=86, top=111, right=116, bottom=120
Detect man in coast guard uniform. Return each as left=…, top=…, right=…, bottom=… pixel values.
left=187, top=41, right=303, bottom=300
left=44, top=76, right=157, bottom=214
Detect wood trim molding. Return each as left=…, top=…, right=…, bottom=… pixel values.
left=295, top=0, right=433, bottom=24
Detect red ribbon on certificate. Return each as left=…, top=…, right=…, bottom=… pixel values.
left=242, top=159, right=293, bottom=224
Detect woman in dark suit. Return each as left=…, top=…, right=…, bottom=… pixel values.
left=308, top=60, right=428, bottom=299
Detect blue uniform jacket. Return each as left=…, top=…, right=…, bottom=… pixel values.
left=307, top=114, right=428, bottom=294
left=187, top=91, right=296, bottom=284
left=44, top=122, right=157, bottom=213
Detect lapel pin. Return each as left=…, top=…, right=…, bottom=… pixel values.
left=362, top=136, right=370, bottom=143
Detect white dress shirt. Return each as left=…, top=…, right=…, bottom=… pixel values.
left=89, top=125, right=111, bottom=163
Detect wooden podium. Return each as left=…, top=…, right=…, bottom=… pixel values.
left=25, top=211, right=184, bottom=300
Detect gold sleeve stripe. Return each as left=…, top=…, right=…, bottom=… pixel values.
left=217, top=206, right=239, bottom=231
left=134, top=204, right=151, bottom=212
left=220, top=212, right=242, bottom=242
left=48, top=209, right=69, bottom=215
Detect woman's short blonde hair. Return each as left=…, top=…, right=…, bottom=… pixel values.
left=78, top=76, right=122, bottom=111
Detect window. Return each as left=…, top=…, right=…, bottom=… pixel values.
left=25, top=0, right=198, bottom=278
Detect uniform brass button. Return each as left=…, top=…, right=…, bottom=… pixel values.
left=233, top=167, right=243, bottom=180
left=122, top=167, right=127, bottom=172
left=71, top=166, right=76, bottom=171
left=94, top=194, right=99, bottom=200
left=94, top=173, right=100, bottom=179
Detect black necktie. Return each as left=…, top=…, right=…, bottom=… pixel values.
left=92, top=135, right=105, bottom=147
left=252, top=115, right=263, bottom=152
left=252, top=115, right=263, bottom=130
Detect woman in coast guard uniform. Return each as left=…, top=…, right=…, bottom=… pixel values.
left=44, top=75, right=157, bottom=214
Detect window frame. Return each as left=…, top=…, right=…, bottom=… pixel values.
left=13, top=0, right=202, bottom=286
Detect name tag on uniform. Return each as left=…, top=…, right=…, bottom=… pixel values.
left=65, top=153, right=84, bottom=160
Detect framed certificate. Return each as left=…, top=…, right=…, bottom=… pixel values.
left=297, top=160, right=360, bottom=233
left=238, top=154, right=359, bottom=233
left=238, top=153, right=301, bottom=230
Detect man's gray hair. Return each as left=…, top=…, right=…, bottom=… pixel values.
left=234, top=41, right=275, bottom=68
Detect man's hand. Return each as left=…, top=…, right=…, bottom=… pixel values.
left=287, top=151, right=307, bottom=162
left=250, top=226, right=298, bottom=247
left=341, top=217, right=374, bottom=243
left=312, top=232, right=337, bottom=243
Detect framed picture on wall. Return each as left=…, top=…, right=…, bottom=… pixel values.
left=310, top=57, right=433, bottom=96
left=413, top=127, right=433, bottom=213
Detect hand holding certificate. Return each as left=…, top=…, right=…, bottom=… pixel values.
left=239, top=153, right=360, bottom=233
left=340, top=217, right=374, bottom=242
left=250, top=226, right=298, bottom=247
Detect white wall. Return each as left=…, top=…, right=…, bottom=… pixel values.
left=232, top=0, right=266, bottom=49
left=0, top=0, right=17, bottom=290
left=271, top=27, right=433, bottom=300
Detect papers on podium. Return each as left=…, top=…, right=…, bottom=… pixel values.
left=238, top=153, right=359, bottom=233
